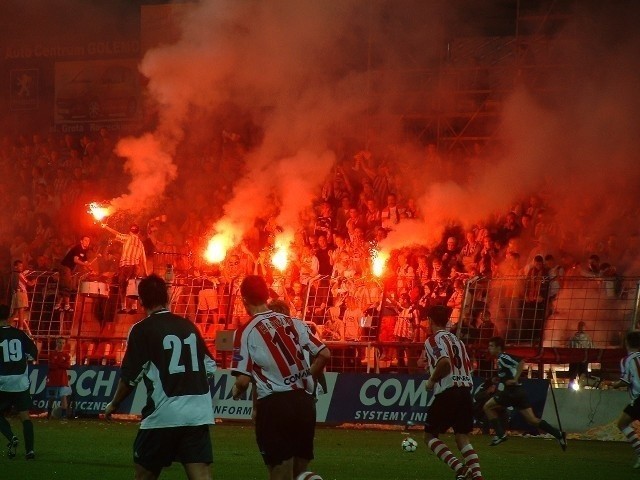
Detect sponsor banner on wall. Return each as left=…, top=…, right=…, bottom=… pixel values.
left=54, top=59, right=141, bottom=123
left=28, top=367, right=548, bottom=427
left=325, top=373, right=549, bottom=429
left=29, top=365, right=125, bottom=415
left=179, top=371, right=338, bottom=422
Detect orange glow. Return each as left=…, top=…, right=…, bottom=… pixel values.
left=372, top=249, right=389, bottom=278
left=88, top=202, right=112, bottom=221
left=271, top=232, right=293, bottom=272
left=204, top=234, right=230, bottom=264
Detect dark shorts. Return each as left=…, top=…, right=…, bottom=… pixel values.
left=256, top=390, right=316, bottom=466
left=60, top=265, right=74, bottom=295
left=424, top=386, right=474, bottom=436
left=133, top=425, right=212, bottom=475
left=492, top=385, right=531, bottom=410
left=624, top=397, right=640, bottom=420
left=0, top=389, right=32, bottom=413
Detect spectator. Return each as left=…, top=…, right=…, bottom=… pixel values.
left=567, top=321, right=593, bottom=389
left=55, top=235, right=93, bottom=312
left=101, top=223, right=148, bottom=314
left=380, top=193, right=401, bottom=231
left=46, top=337, right=72, bottom=420
left=10, top=260, right=35, bottom=336
left=394, top=293, right=418, bottom=368
left=544, top=254, right=564, bottom=315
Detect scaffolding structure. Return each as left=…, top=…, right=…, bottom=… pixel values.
left=367, top=0, right=580, bottom=154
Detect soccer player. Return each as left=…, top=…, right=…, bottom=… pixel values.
left=46, top=337, right=72, bottom=419
left=231, top=275, right=330, bottom=480
left=423, top=305, right=484, bottom=480
left=611, top=330, right=640, bottom=468
left=104, top=274, right=216, bottom=480
left=483, top=336, right=567, bottom=450
left=0, top=303, right=38, bottom=460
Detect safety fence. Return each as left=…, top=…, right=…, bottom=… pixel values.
left=6, top=270, right=639, bottom=380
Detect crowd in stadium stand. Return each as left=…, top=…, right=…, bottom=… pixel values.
left=1, top=130, right=638, bottom=346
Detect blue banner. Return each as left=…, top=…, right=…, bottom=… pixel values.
left=28, top=365, right=132, bottom=415
left=326, top=373, right=549, bottom=429
left=27, top=366, right=548, bottom=427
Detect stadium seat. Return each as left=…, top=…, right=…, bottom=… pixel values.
left=84, top=342, right=116, bottom=366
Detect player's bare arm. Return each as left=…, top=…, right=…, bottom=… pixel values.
left=426, top=357, right=451, bottom=390
left=310, top=347, right=330, bottom=379
left=104, top=379, right=134, bottom=418
left=506, top=360, right=525, bottom=386
left=231, top=373, right=252, bottom=400
left=610, top=379, right=629, bottom=389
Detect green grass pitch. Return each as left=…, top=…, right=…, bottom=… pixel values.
left=0, top=419, right=635, bottom=479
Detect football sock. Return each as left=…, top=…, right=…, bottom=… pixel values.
left=22, top=420, right=34, bottom=452
left=428, top=438, right=464, bottom=473
left=622, top=426, right=640, bottom=456
left=538, top=420, right=562, bottom=438
left=461, top=443, right=483, bottom=479
left=490, top=418, right=505, bottom=437
left=61, top=408, right=67, bottom=418
left=0, top=417, right=13, bottom=442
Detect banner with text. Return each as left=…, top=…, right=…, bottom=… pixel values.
left=28, top=367, right=548, bottom=426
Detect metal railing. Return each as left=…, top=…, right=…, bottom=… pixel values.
left=13, top=270, right=639, bottom=378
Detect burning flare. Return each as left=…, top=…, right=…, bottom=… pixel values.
left=271, top=231, right=293, bottom=273
left=372, top=249, right=389, bottom=278
left=88, top=202, right=112, bottom=222
left=204, top=234, right=231, bottom=264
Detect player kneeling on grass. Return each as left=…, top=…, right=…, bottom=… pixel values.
left=610, top=330, right=640, bottom=469
left=483, top=336, right=566, bottom=450
left=231, top=275, right=330, bottom=480
left=423, top=305, right=484, bottom=480
left=104, top=274, right=217, bottom=480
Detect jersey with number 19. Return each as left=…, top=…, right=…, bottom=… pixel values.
left=0, top=325, right=38, bottom=392
left=120, top=309, right=216, bottom=429
left=424, top=329, right=473, bottom=398
left=231, top=310, right=326, bottom=400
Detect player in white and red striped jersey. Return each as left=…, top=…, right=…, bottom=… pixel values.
left=423, top=305, right=483, bottom=480
left=231, top=275, right=330, bottom=480
left=612, top=331, right=640, bottom=469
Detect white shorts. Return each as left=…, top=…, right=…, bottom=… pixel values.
left=198, top=289, right=218, bottom=311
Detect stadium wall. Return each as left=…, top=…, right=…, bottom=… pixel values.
left=28, top=366, right=627, bottom=433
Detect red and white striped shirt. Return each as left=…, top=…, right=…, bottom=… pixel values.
left=115, top=232, right=146, bottom=268
left=231, top=310, right=326, bottom=400
left=424, top=329, right=473, bottom=400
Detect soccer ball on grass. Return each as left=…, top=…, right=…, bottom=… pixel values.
left=401, top=437, right=418, bottom=452
left=296, top=472, right=323, bottom=480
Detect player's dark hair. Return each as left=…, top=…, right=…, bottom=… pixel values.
left=489, top=336, right=505, bottom=349
left=427, top=305, right=451, bottom=327
left=241, top=275, right=270, bottom=306
left=137, top=274, right=169, bottom=309
left=13, top=259, right=22, bottom=267
left=626, top=331, right=640, bottom=350
left=0, top=304, right=9, bottom=320
left=268, top=299, right=291, bottom=316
